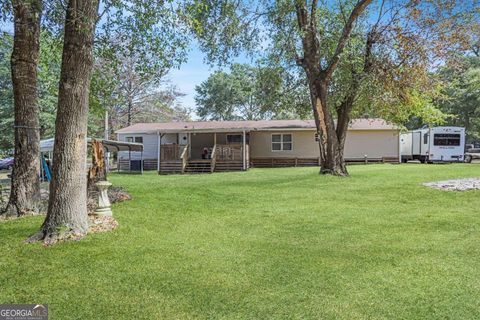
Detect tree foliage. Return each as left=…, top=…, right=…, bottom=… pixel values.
left=195, top=63, right=310, bottom=120
left=0, top=31, right=13, bottom=152
left=0, top=0, right=194, bottom=148
left=0, top=30, right=61, bottom=151
left=437, top=56, right=480, bottom=142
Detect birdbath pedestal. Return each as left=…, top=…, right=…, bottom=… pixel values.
left=94, top=181, right=113, bottom=216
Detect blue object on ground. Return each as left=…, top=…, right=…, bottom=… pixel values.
left=42, top=157, right=52, bottom=182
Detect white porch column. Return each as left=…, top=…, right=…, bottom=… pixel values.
left=242, top=130, right=246, bottom=170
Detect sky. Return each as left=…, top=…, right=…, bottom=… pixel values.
left=167, top=42, right=250, bottom=119
left=167, top=43, right=215, bottom=118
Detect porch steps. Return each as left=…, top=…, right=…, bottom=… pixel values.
left=184, top=160, right=212, bottom=174
left=214, top=160, right=244, bottom=172
left=159, top=161, right=182, bottom=174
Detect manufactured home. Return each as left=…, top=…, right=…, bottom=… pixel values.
left=400, top=126, right=465, bottom=163
left=115, top=119, right=400, bottom=174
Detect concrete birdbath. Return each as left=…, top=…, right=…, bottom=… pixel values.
left=94, top=181, right=113, bottom=216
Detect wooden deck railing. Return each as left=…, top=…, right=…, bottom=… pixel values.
left=160, top=144, right=185, bottom=161
left=214, top=144, right=243, bottom=161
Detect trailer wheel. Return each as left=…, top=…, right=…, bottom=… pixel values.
left=465, top=155, right=472, bottom=163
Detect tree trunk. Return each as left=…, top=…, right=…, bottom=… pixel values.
left=309, top=78, right=348, bottom=176
left=37, top=0, right=99, bottom=242
left=294, top=0, right=372, bottom=177
left=87, top=139, right=105, bottom=193
left=2, top=0, right=42, bottom=217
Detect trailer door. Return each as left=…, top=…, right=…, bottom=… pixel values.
left=411, top=131, right=422, bottom=155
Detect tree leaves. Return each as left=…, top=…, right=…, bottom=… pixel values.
left=195, top=63, right=310, bottom=120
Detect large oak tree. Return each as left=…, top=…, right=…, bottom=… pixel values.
left=38, top=0, right=99, bottom=242
left=189, top=0, right=476, bottom=175
left=2, top=0, right=42, bottom=217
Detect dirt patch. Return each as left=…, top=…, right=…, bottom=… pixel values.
left=87, top=186, right=132, bottom=214
left=423, top=178, right=480, bottom=191
left=88, top=214, right=119, bottom=234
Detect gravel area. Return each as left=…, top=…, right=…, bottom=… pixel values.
left=423, top=178, right=480, bottom=191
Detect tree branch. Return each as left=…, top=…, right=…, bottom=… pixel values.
left=324, top=0, right=372, bottom=79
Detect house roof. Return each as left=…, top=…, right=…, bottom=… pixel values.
left=115, top=118, right=397, bottom=134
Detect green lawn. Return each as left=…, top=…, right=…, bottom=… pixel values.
left=1, top=164, right=479, bottom=319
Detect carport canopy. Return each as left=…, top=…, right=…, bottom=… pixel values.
left=40, top=138, right=143, bottom=153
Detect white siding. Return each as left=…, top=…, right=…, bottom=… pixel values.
left=117, top=133, right=177, bottom=160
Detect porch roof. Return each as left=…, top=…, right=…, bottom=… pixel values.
left=115, top=118, right=397, bottom=134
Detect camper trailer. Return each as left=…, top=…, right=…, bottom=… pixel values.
left=401, top=126, right=465, bottom=163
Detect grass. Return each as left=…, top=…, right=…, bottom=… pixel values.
left=1, top=164, right=480, bottom=319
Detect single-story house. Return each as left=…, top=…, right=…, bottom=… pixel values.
left=115, top=118, right=400, bottom=174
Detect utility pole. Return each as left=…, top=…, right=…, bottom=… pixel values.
left=104, top=110, right=109, bottom=140
left=104, top=110, right=110, bottom=172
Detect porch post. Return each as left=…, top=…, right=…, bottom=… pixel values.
left=188, top=133, right=192, bottom=158
left=214, top=132, right=217, bottom=145
left=242, top=130, right=246, bottom=170
left=128, top=147, right=132, bottom=172
left=157, top=131, right=161, bottom=172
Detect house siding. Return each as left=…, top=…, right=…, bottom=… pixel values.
left=116, top=128, right=399, bottom=169
left=249, top=129, right=399, bottom=160
left=117, top=132, right=177, bottom=161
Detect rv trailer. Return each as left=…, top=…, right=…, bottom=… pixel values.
left=400, top=126, right=465, bottom=163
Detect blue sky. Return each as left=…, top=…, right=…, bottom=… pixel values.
left=167, top=42, right=250, bottom=119
left=167, top=43, right=214, bottom=118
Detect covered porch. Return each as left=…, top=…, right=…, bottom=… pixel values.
left=158, top=131, right=249, bottom=174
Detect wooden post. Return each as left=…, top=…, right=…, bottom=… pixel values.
left=188, top=133, right=192, bottom=158
left=129, top=148, right=131, bottom=172
left=157, top=132, right=161, bottom=173
left=242, top=130, right=246, bottom=170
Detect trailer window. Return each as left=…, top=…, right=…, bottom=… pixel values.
left=424, top=133, right=428, bottom=144
left=433, top=134, right=461, bottom=146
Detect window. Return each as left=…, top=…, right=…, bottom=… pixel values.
left=125, top=136, right=143, bottom=143
left=272, top=134, right=292, bottom=151
left=433, top=134, right=461, bottom=146
left=423, top=133, right=428, bottom=144
left=226, top=134, right=242, bottom=144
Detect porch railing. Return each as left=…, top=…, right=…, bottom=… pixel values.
left=214, top=144, right=243, bottom=161
left=160, top=144, right=185, bottom=161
